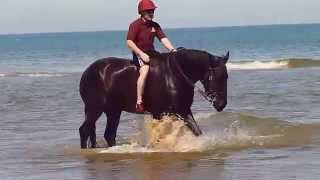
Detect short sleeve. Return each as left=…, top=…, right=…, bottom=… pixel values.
left=154, top=23, right=166, bottom=40
left=127, top=23, right=138, bottom=41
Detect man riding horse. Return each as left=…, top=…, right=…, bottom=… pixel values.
left=127, top=0, right=177, bottom=113
left=78, top=0, right=229, bottom=149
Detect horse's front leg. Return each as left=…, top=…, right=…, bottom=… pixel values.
left=182, top=110, right=202, bottom=136
left=104, top=110, right=122, bottom=147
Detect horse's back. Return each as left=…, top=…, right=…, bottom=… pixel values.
left=79, top=53, right=171, bottom=113
left=80, top=57, right=138, bottom=109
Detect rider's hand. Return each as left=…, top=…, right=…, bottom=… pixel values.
left=139, top=52, right=150, bottom=63
left=170, top=48, right=177, bottom=52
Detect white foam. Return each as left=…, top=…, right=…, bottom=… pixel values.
left=227, top=61, right=289, bottom=70
left=99, top=143, right=163, bottom=153
left=17, top=73, right=65, bottom=77
left=97, top=116, right=282, bottom=154
left=0, top=74, right=5, bottom=77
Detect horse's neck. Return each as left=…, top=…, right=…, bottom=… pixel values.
left=174, top=53, right=205, bottom=84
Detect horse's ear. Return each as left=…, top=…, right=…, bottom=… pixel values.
left=222, top=51, right=229, bottom=64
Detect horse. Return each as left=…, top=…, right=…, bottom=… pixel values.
left=79, top=48, right=229, bottom=149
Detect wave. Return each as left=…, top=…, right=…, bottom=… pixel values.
left=17, top=73, right=66, bottom=77
left=1, top=59, right=319, bottom=78
left=67, top=112, right=319, bottom=155
left=0, top=72, right=70, bottom=77
left=227, top=58, right=320, bottom=70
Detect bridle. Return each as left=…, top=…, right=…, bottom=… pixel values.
left=200, top=66, right=217, bottom=102
left=169, top=49, right=217, bottom=104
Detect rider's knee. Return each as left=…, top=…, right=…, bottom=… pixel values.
left=139, top=65, right=149, bottom=76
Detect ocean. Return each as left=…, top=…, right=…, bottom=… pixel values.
left=0, top=23, right=320, bottom=179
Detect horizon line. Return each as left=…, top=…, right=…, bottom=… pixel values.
left=0, top=22, right=319, bottom=36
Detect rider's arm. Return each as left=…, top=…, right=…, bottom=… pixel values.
left=127, top=21, right=150, bottom=62
left=127, top=40, right=150, bottom=62
left=155, top=23, right=176, bottom=52
left=127, top=40, right=144, bottom=57
left=160, top=37, right=176, bottom=52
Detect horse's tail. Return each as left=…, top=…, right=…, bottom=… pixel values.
left=79, top=59, right=109, bottom=106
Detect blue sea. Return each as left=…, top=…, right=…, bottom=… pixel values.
left=1, top=23, right=320, bottom=180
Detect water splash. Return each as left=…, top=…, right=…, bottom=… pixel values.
left=96, top=113, right=311, bottom=154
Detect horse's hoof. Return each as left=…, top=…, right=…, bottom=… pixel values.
left=193, top=129, right=202, bottom=136
left=91, top=144, right=96, bottom=148
left=106, top=139, right=116, bottom=147
left=184, top=118, right=202, bottom=136
left=81, top=142, right=87, bottom=149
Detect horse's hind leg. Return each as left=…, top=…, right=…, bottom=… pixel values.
left=79, top=108, right=102, bottom=149
left=104, top=110, right=121, bottom=147
left=153, top=113, right=162, bottom=120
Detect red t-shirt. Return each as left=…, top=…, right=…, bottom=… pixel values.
left=127, top=18, right=166, bottom=51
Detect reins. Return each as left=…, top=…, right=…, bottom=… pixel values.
left=168, top=49, right=215, bottom=104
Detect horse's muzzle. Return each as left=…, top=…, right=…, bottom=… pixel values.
left=213, top=100, right=227, bottom=112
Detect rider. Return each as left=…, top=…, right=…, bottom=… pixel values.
left=127, top=0, right=176, bottom=112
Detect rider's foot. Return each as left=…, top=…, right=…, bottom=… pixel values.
left=136, top=102, right=145, bottom=113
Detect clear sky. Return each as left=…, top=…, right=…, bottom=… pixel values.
left=0, top=0, right=319, bottom=34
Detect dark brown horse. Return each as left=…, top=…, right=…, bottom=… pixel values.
left=79, top=48, right=229, bottom=148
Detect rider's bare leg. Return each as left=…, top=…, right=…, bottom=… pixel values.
left=137, top=65, right=149, bottom=104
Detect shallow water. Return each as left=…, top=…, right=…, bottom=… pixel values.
left=1, top=67, right=320, bottom=179
left=1, top=24, right=320, bottom=179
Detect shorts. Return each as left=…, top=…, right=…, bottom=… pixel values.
left=132, top=53, right=145, bottom=67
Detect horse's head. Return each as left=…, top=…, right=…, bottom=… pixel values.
left=171, top=48, right=229, bottom=112
left=201, top=52, right=229, bottom=112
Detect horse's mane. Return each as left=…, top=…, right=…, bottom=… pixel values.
left=145, top=48, right=225, bottom=69
left=177, top=48, right=226, bottom=68
left=145, top=50, right=163, bottom=59
left=146, top=48, right=208, bottom=61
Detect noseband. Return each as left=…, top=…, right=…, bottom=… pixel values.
left=201, top=66, right=217, bottom=102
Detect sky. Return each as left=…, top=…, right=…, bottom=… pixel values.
left=0, top=0, right=319, bottom=34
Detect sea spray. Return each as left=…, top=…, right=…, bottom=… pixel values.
left=143, top=116, right=202, bottom=152
left=97, top=113, right=314, bottom=154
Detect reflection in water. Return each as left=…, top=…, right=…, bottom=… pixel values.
left=81, top=152, right=227, bottom=180
left=62, top=113, right=320, bottom=179
left=2, top=62, right=320, bottom=179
